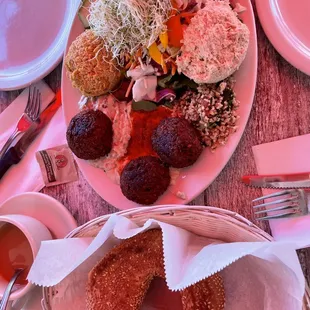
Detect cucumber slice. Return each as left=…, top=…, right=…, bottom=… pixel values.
left=78, top=0, right=91, bottom=29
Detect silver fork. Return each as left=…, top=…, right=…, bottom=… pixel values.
left=252, top=189, right=309, bottom=220
left=0, top=86, right=41, bottom=159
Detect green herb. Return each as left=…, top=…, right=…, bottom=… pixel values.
left=158, top=73, right=198, bottom=90
left=208, top=120, right=222, bottom=129
left=176, top=74, right=198, bottom=89
left=162, top=101, right=174, bottom=109
left=158, top=74, right=174, bottom=88
left=208, top=123, right=217, bottom=129
left=132, top=100, right=157, bottom=111
left=223, top=88, right=235, bottom=109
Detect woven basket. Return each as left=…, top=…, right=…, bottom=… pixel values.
left=42, top=205, right=310, bottom=309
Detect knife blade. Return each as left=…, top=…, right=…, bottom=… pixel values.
left=242, top=172, right=310, bottom=189
left=0, top=91, right=62, bottom=180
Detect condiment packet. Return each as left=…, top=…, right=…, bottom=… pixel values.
left=35, top=145, right=78, bottom=187
left=28, top=215, right=306, bottom=310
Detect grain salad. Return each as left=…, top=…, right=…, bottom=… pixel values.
left=173, top=80, right=240, bottom=150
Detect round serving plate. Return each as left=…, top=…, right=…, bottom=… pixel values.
left=61, top=0, right=258, bottom=210
left=0, top=0, right=79, bottom=90
left=256, top=0, right=310, bottom=76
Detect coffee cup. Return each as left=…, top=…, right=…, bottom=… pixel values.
left=0, top=214, right=52, bottom=303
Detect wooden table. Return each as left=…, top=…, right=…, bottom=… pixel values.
left=1, top=3, right=310, bottom=283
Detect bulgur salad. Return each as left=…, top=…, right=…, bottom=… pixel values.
left=64, top=0, right=250, bottom=205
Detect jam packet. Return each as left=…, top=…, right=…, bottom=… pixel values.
left=36, top=145, right=78, bottom=187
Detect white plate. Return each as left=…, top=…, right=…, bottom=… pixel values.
left=256, top=0, right=310, bottom=76
left=0, top=0, right=79, bottom=91
left=0, top=192, right=77, bottom=310
left=62, top=0, right=257, bottom=210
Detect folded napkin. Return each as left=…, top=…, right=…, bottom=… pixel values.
left=0, top=81, right=67, bottom=204
left=253, top=134, right=310, bottom=248
left=28, top=215, right=305, bottom=310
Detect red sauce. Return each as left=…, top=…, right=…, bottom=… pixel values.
left=118, top=106, right=172, bottom=171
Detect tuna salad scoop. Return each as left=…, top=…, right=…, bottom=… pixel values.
left=65, top=30, right=122, bottom=97
left=176, top=0, right=250, bottom=84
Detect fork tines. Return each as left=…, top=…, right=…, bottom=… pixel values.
left=26, top=86, right=41, bottom=121
left=252, top=189, right=304, bottom=220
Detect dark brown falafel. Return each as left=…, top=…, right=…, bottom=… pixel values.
left=66, top=110, right=113, bottom=160
left=120, top=156, right=170, bottom=205
left=152, top=117, right=203, bottom=168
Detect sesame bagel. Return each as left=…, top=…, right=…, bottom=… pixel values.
left=86, top=229, right=225, bottom=310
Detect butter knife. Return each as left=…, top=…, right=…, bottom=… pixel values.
left=0, top=91, right=61, bottom=180
left=242, top=173, right=310, bottom=189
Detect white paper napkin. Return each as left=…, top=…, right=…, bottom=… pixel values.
left=0, top=81, right=67, bottom=204
left=28, top=215, right=305, bottom=310
left=253, top=134, right=310, bottom=248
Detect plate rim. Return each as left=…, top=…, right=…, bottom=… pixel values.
left=256, top=0, right=310, bottom=76
left=61, top=0, right=258, bottom=210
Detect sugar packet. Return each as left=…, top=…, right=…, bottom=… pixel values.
left=36, top=144, right=78, bottom=187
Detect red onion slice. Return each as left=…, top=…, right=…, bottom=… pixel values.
left=155, top=89, right=176, bottom=103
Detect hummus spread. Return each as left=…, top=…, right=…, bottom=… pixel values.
left=79, top=94, right=132, bottom=184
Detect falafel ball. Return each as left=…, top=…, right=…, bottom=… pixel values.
left=66, top=110, right=113, bottom=160
left=65, top=30, right=122, bottom=97
left=152, top=117, right=203, bottom=168
left=120, top=156, right=170, bottom=205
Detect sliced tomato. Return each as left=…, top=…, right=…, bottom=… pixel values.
left=167, top=15, right=183, bottom=47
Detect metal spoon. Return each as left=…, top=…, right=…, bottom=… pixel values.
left=0, top=269, right=24, bottom=310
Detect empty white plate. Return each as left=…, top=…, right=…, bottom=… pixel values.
left=256, top=0, right=310, bottom=75
left=0, top=0, right=79, bottom=90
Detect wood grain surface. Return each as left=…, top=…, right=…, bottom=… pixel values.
left=1, top=3, right=310, bottom=283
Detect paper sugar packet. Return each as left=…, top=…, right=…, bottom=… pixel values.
left=28, top=215, right=306, bottom=310
left=36, top=144, right=78, bottom=186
